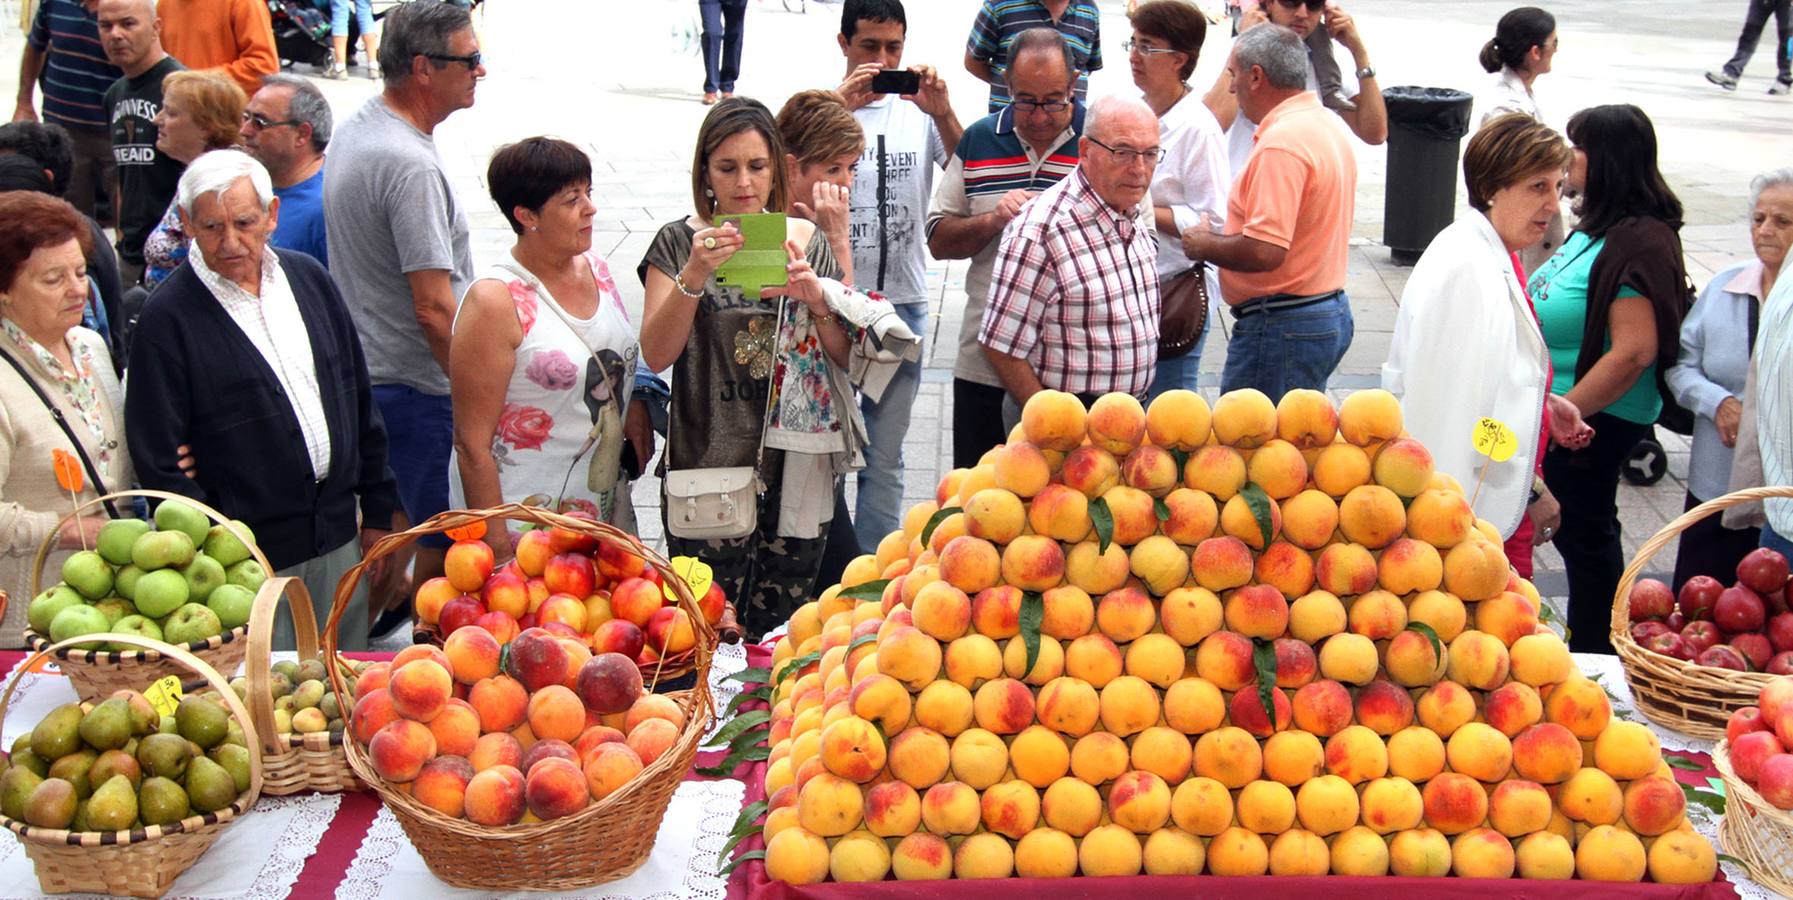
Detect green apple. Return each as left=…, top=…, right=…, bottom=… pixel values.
left=96, top=518, right=151, bottom=567
left=48, top=604, right=111, bottom=650
left=108, top=615, right=164, bottom=651
left=162, top=603, right=222, bottom=645
left=27, top=585, right=85, bottom=634
left=93, top=596, right=135, bottom=626
left=225, top=559, right=267, bottom=593
left=203, top=521, right=255, bottom=568
left=60, top=550, right=114, bottom=600
left=180, top=553, right=226, bottom=603
left=133, top=569, right=190, bottom=619
left=153, top=500, right=210, bottom=545
left=115, top=564, right=144, bottom=601
left=204, top=583, right=254, bottom=631
left=131, top=530, right=195, bottom=571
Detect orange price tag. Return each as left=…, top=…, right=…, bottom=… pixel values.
left=51, top=449, right=82, bottom=493
left=445, top=521, right=488, bottom=542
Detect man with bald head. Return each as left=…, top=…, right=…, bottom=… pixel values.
left=978, top=93, right=1162, bottom=412
left=97, top=0, right=183, bottom=283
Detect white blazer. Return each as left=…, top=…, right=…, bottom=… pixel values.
left=1382, top=212, right=1548, bottom=538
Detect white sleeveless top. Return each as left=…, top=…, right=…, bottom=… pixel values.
left=449, top=251, right=640, bottom=522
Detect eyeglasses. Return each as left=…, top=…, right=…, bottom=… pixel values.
left=242, top=111, right=300, bottom=130
left=1012, top=97, right=1072, bottom=114
left=1123, top=38, right=1180, bottom=56
left=1087, top=136, right=1165, bottom=166
left=1273, top=0, right=1327, bottom=9
left=425, top=50, right=482, bottom=70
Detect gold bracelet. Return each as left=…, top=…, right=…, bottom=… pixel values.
left=813, top=311, right=837, bottom=326
left=672, top=271, right=703, bottom=299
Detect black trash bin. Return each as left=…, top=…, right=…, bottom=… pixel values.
left=1382, top=86, right=1474, bottom=266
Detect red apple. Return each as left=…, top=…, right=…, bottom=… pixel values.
left=548, top=511, right=601, bottom=554
left=1628, top=578, right=1676, bottom=621
left=1665, top=611, right=1688, bottom=632
left=1715, top=584, right=1767, bottom=634
left=475, top=610, right=521, bottom=644
left=1680, top=575, right=1724, bottom=621
left=1697, top=644, right=1749, bottom=670
left=611, top=577, right=665, bottom=629
left=1729, top=706, right=1771, bottom=743
left=1760, top=678, right=1793, bottom=723
left=1644, top=631, right=1695, bottom=661
left=1733, top=632, right=1774, bottom=671
left=439, top=595, right=486, bottom=635
left=1769, top=652, right=1793, bottom=676
left=543, top=552, right=597, bottom=599
left=1682, top=620, right=1723, bottom=653
left=1738, top=548, right=1791, bottom=596
left=1731, top=730, right=1786, bottom=782
left=1768, top=613, right=1793, bottom=653
left=483, top=571, right=530, bottom=619
left=514, top=529, right=554, bottom=577
left=505, top=627, right=572, bottom=693
left=1759, top=754, right=1793, bottom=809
left=589, top=619, right=645, bottom=659
left=1765, top=587, right=1789, bottom=617
left=698, top=582, right=726, bottom=626
left=1631, top=621, right=1672, bottom=644
left=444, top=539, right=496, bottom=593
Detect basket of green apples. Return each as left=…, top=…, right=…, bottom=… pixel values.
left=24, top=490, right=271, bottom=702
left=0, top=634, right=263, bottom=898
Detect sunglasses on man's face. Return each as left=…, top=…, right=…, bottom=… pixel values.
left=1273, top=0, right=1327, bottom=10
left=425, top=50, right=482, bottom=70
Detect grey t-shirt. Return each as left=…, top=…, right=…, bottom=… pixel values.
left=322, top=96, right=473, bottom=395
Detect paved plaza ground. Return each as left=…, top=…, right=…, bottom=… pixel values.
left=5, top=0, right=1787, bottom=617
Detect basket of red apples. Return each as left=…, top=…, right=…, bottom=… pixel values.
left=1713, top=676, right=1793, bottom=896
left=1611, top=486, right=1793, bottom=739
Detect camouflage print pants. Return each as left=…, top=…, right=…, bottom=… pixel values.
left=663, top=448, right=828, bottom=641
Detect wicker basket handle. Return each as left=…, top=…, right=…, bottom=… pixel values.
left=1609, top=484, right=1793, bottom=638
left=244, top=577, right=323, bottom=755
left=30, top=489, right=271, bottom=597
left=0, top=634, right=265, bottom=820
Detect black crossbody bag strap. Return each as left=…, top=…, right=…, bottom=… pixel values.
left=0, top=348, right=121, bottom=519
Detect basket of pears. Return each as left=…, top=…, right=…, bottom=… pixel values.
left=0, top=634, right=262, bottom=898
left=25, top=491, right=272, bottom=703
left=237, top=577, right=367, bottom=795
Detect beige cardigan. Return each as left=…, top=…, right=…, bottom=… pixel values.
left=0, top=327, right=134, bottom=647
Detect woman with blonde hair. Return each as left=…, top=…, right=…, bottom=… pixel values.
left=775, top=90, right=863, bottom=282
left=141, top=71, right=247, bottom=288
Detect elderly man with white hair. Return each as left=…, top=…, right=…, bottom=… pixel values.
left=978, top=92, right=1164, bottom=413
left=124, top=149, right=399, bottom=651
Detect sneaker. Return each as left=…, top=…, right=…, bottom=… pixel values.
left=1772, top=81, right=1792, bottom=96
left=366, top=63, right=381, bottom=81
left=1705, top=70, right=1738, bottom=90
left=325, top=63, right=348, bottom=80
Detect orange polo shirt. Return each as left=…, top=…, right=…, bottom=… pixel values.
left=1218, top=92, right=1357, bottom=304
left=156, top=0, right=277, bottom=95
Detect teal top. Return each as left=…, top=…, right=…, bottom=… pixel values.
left=1529, top=231, right=1660, bottom=425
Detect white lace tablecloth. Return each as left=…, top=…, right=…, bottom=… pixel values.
left=337, top=778, right=745, bottom=899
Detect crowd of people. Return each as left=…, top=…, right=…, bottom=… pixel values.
left=3, top=0, right=1791, bottom=658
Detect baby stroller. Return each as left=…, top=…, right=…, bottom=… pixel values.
left=270, top=0, right=341, bottom=70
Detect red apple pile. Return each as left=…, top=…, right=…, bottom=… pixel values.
left=411, top=517, right=727, bottom=670
left=1627, top=548, right=1793, bottom=673
left=1723, top=676, right=1793, bottom=810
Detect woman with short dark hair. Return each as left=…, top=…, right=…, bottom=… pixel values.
left=449, top=138, right=653, bottom=556
left=1532, top=103, right=1689, bottom=653
left=0, top=190, right=135, bottom=646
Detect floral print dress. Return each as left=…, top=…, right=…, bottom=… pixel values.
left=448, top=252, right=639, bottom=523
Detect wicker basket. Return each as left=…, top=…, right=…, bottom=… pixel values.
left=0, top=633, right=264, bottom=898
left=1609, top=485, right=1793, bottom=739
left=25, top=489, right=270, bottom=703
left=1713, top=740, right=1793, bottom=896
left=322, top=503, right=716, bottom=891
left=245, top=576, right=364, bottom=795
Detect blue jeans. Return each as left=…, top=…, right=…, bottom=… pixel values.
left=1220, top=292, right=1353, bottom=398
left=855, top=301, right=928, bottom=552
left=1763, top=522, right=1793, bottom=560
left=331, top=0, right=374, bottom=35
left=371, top=383, right=453, bottom=549
left=1147, top=327, right=1206, bottom=400
left=698, top=0, right=747, bottom=93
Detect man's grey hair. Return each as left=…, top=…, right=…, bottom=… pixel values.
left=177, top=149, right=274, bottom=216
left=378, top=0, right=472, bottom=88
left=1083, top=95, right=1156, bottom=144
left=1749, top=167, right=1793, bottom=212
left=259, top=73, right=332, bottom=153
left=1234, top=23, right=1308, bottom=91
left=1005, top=27, right=1077, bottom=85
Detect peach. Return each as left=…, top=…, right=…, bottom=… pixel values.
left=1379, top=538, right=1444, bottom=594
left=414, top=576, right=460, bottom=626
left=1160, top=586, right=1223, bottom=646
left=1064, top=540, right=1130, bottom=595
left=1070, top=731, right=1131, bottom=785
left=1290, top=772, right=1356, bottom=836
left=1372, top=437, right=1435, bottom=499
left=1129, top=535, right=1191, bottom=597
left=797, top=771, right=865, bottom=837
left=1483, top=681, right=1544, bottom=737
left=1027, top=484, right=1093, bottom=543
left=1511, top=722, right=1583, bottom=784
left=926, top=511, right=968, bottom=556
left=1211, top=388, right=1277, bottom=448
left=1224, top=584, right=1290, bottom=640
left=877, top=626, right=943, bottom=692
left=535, top=592, right=588, bottom=633
left=1387, top=725, right=1447, bottom=782
left=1079, top=822, right=1147, bottom=876
left=1102, top=484, right=1160, bottom=546
left=1275, top=389, right=1339, bottom=448
left=1229, top=684, right=1292, bottom=738
left=1065, top=633, right=1125, bottom=688
left=590, top=620, right=645, bottom=660
left=1484, top=778, right=1553, bottom=837
left=848, top=675, right=912, bottom=736
left=1001, top=534, right=1066, bottom=591
left=1443, top=538, right=1509, bottom=601
left=1646, top=829, right=1717, bottom=884
left=582, top=742, right=643, bottom=800
left=981, top=779, right=1042, bottom=839
left=1360, top=775, right=1424, bottom=833
left=763, top=826, right=831, bottom=885
left=1510, top=632, right=1573, bottom=687
left=1558, top=767, right=1624, bottom=825
left=1270, top=828, right=1332, bottom=876
left=1447, top=629, right=1511, bottom=690
left=470, top=731, right=524, bottom=773
left=1039, top=585, right=1095, bottom=640
left=1247, top=440, right=1309, bottom=501
left=889, top=831, right=953, bottom=881
left=1355, top=679, right=1417, bottom=735
left=1127, top=726, right=1192, bottom=785
left=506, top=628, right=573, bottom=694
left=1291, top=679, right=1354, bottom=736
left=1272, top=636, right=1318, bottom=688
left=1543, top=676, right=1612, bottom=740
left=1039, top=776, right=1102, bottom=837
left=1475, top=591, right=1540, bottom=647
left=1206, top=826, right=1270, bottom=876
left=1235, top=778, right=1297, bottom=834
left=1347, top=589, right=1407, bottom=640
left=1036, top=675, right=1100, bottom=737
left=1318, top=632, right=1379, bottom=685
left=992, top=441, right=1052, bottom=498
left=1324, top=724, right=1390, bottom=784
left=1388, top=827, right=1453, bottom=877
left=1124, top=444, right=1181, bottom=497
left=1006, top=725, right=1070, bottom=788
left=1407, top=589, right=1467, bottom=642
left=522, top=684, right=582, bottom=744
left=939, top=535, right=1002, bottom=594
left=1421, top=772, right=1489, bottom=835
left=970, top=585, right=1023, bottom=639
left=1383, top=628, right=1446, bottom=687
left=953, top=831, right=1016, bottom=879
left=351, top=688, right=401, bottom=746
left=1022, top=389, right=1087, bottom=451
left=1168, top=776, right=1234, bottom=835
left=1338, top=389, right=1403, bottom=446
left=1331, top=825, right=1392, bottom=876
left=1145, top=388, right=1213, bottom=450
left=860, top=780, right=922, bottom=838
left=626, top=717, right=679, bottom=768
left=444, top=539, right=496, bottom=593
left=1406, top=488, right=1476, bottom=548
left=971, top=678, right=1035, bottom=735
left=624, top=694, right=685, bottom=735
left=1288, top=589, right=1347, bottom=643
left=524, top=756, right=589, bottom=819
left=463, top=764, right=526, bottom=826
left=1060, top=446, right=1121, bottom=500
left=1191, top=536, right=1254, bottom=591
left=389, top=659, right=453, bottom=723
left=1014, top=828, right=1079, bottom=878
left=1099, top=674, right=1162, bottom=737
left=1593, top=720, right=1661, bottom=780
left=369, top=718, right=437, bottom=782
left=1158, top=488, right=1219, bottom=546
left=1193, top=726, right=1263, bottom=788
left=1416, top=679, right=1477, bottom=737
left=963, top=487, right=1026, bottom=544
left=1280, top=490, right=1340, bottom=550
left=1312, top=443, right=1372, bottom=498
left=919, top=780, right=980, bottom=835
left=1142, top=826, right=1206, bottom=875
left=404, top=754, right=473, bottom=820
left=426, top=698, right=481, bottom=757
left=1621, top=775, right=1686, bottom=835
left=1263, top=729, right=1325, bottom=786
left=1314, top=542, right=1379, bottom=596
left=1183, top=446, right=1247, bottom=500
left=1574, top=824, right=1646, bottom=882
left=885, top=726, right=950, bottom=790
left=1338, top=484, right=1407, bottom=548
left=911, top=581, right=971, bottom=642
left=1220, top=490, right=1283, bottom=549
left=827, top=829, right=893, bottom=883
left=1087, top=393, right=1148, bottom=455
left=912, top=680, right=973, bottom=737
left=1108, top=770, right=1173, bottom=833
left=1446, top=722, right=1514, bottom=782
left=819, top=716, right=887, bottom=784
left=1512, top=831, right=1575, bottom=879
left=1163, top=677, right=1226, bottom=735
left=1124, top=633, right=1187, bottom=688
left=1194, top=629, right=1256, bottom=691
left=950, top=728, right=1009, bottom=789
left=1450, top=827, right=1515, bottom=879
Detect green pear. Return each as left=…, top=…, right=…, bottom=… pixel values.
left=271, top=660, right=300, bottom=681
left=114, top=564, right=144, bottom=601
left=135, top=733, right=191, bottom=780
left=319, top=691, right=342, bottom=722
left=179, top=553, right=226, bottom=603
left=26, top=585, right=85, bottom=634
left=96, top=518, right=151, bottom=567
left=86, top=774, right=138, bottom=831
left=60, top=550, right=114, bottom=600
left=208, top=744, right=252, bottom=794
left=89, top=749, right=141, bottom=790
left=223, top=720, right=246, bottom=749
left=225, top=559, right=267, bottom=592
left=203, top=521, right=255, bottom=568
left=292, top=680, right=326, bottom=710
left=130, top=530, right=195, bottom=572
left=108, top=614, right=164, bottom=651
left=266, top=671, right=293, bottom=700
left=137, top=776, right=190, bottom=826
left=153, top=501, right=211, bottom=545
left=23, top=778, right=77, bottom=828
left=296, top=658, right=327, bottom=683
left=30, top=704, right=84, bottom=760
left=48, top=604, right=111, bottom=651
left=132, top=569, right=189, bottom=619
left=111, top=690, right=159, bottom=736
left=183, top=757, right=236, bottom=814
left=78, top=698, right=134, bottom=751
left=9, top=748, right=48, bottom=780
left=174, top=696, right=228, bottom=750
left=70, top=797, right=90, bottom=832
left=205, top=583, right=254, bottom=631
left=47, top=749, right=98, bottom=799
left=0, top=766, right=44, bottom=820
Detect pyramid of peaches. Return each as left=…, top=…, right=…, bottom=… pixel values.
left=753, top=388, right=1721, bottom=885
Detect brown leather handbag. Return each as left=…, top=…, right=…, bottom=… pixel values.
left=1157, top=263, right=1209, bottom=359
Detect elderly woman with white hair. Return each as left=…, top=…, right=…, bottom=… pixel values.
left=1665, top=167, right=1793, bottom=587
left=124, top=149, right=400, bottom=651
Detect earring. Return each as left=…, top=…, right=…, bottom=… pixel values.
left=704, top=187, right=714, bottom=198
left=530, top=225, right=539, bottom=232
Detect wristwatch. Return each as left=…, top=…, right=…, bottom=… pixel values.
left=1355, top=66, right=1376, bottom=79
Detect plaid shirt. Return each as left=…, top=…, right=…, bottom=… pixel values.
left=978, top=168, right=1160, bottom=396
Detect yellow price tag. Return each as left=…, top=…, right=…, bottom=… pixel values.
left=144, top=675, right=183, bottom=719
left=1471, top=417, right=1519, bottom=463
left=663, top=556, right=714, bottom=605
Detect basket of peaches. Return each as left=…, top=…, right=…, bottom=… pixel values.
left=321, top=503, right=720, bottom=890
left=410, top=507, right=739, bottom=686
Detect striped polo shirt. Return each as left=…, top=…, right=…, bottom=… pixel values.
left=26, top=0, right=121, bottom=132
left=966, top=0, right=1103, bottom=113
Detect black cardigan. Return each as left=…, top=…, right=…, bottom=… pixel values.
left=125, top=250, right=400, bottom=570
left=1578, top=215, right=1694, bottom=431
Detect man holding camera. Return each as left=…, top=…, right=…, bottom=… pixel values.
left=833, top=0, right=963, bottom=552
